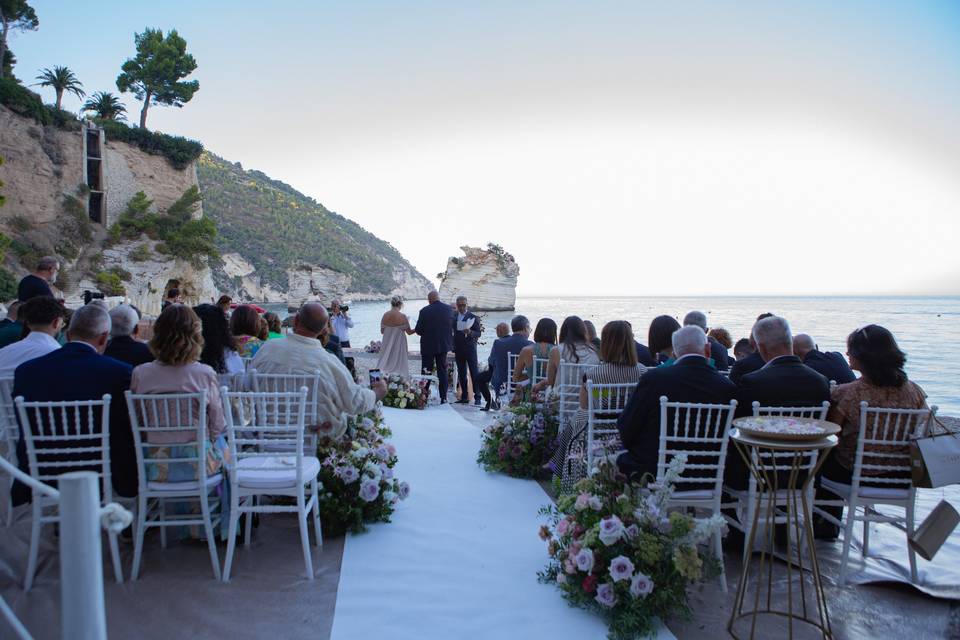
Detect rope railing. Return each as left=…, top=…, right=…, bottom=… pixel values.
left=0, top=455, right=131, bottom=640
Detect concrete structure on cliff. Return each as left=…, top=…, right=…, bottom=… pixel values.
left=438, top=245, right=519, bottom=311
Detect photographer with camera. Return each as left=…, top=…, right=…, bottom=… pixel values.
left=329, top=299, right=354, bottom=348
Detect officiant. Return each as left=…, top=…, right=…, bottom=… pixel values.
left=452, top=295, right=483, bottom=405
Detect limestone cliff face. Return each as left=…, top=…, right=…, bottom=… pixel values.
left=0, top=104, right=215, bottom=311
left=438, top=245, right=519, bottom=311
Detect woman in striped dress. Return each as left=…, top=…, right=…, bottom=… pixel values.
left=550, top=320, right=646, bottom=491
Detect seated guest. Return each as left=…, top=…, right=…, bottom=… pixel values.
left=584, top=320, right=601, bottom=350
left=263, top=312, right=284, bottom=340
left=0, top=296, right=64, bottom=377
left=616, top=326, right=735, bottom=481
left=477, top=315, right=533, bottom=411
left=535, top=316, right=600, bottom=393
left=733, top=338, right=753, bottom=361
left=814, top=325, right=929, bottom=538
left=647, top=315, right=681, bottom=364
left=251, top=302, right=387, bottom=437
left=552, top=321, right=645, bottom=483
left=0, top=301, right=23, bottom=348
left=161, top=287, right=182, bottom=310
left=709, top=327, right=736, bottom=367
left=12, top=304, right=136, bottom=505
left=725, top=316, right=830, bottom=489
left=256, top=316, right=270, bottom=341
left=216, top=295, right=232, bottom=316
left=230, top=304, right=264, bottom=357
left=729, top=312, right=774, bottom=383
left=495, top=322, right=510, bottom=339
left=684, top=311, right=729, bottom=371
left=18, top=256, right=59, bottom=302
left=104, top=304, right=154, bottom=368
left=793, top=333, right=856, bottom=384
left=130, top=305, right=227, bottom=484
left=514, top=318, right=557, bottom=391
left=194, top=303, right=243, bottom=374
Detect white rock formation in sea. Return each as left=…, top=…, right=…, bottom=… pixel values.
left=438, top=245, right=519, bottom=311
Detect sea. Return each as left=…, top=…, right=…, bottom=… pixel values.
left=266, top=296, right=960, bottom=415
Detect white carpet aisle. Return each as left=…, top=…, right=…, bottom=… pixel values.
left=330, top=404, right=675, bottom=640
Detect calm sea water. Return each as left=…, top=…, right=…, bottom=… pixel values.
left=268, top=296, right=960, bottom=415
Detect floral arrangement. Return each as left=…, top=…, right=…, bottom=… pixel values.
left=477, top=400, right=559, bottom=478
left=382, top=374, right=430, bottom=410
left=364, top=340, right=382, bottom=353
left=316, top=405, right=410, bottom=536
left=538, top=455, right=725, bottom=640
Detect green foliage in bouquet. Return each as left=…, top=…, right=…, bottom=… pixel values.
left=537, top=455, right=725, bottom=640
left=316, top=406, right=410, bottom=537
left=381, top=374, right=430, bottom=410
left=477, top=400, right=559, bottom=478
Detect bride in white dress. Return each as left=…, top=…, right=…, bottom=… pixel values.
left=377, top=296, right=416, bottom=376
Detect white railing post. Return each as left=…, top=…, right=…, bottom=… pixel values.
left=58, top=472, right=107, bottom=640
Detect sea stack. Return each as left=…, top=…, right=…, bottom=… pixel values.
left=438, top=244, right=519, bottom=311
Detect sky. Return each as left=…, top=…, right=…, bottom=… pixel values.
left=9, top=1, right=960, bottom=296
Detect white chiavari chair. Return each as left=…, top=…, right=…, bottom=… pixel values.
left=251, top=371, right=322, bottom=453
left=813, top=403, right=937, bottom=585
left=0, top=377, right=17, bottom=527
left=16, top=394, right=123, bottom=590
left=221, top=387, right=321, bottom=581
left=657, top=396, right=738, bottom=592
left=558, top=362, right=597, bottom=428
left=584, top=382, right=636, bottom=473
left=126, top=390, right=224, bottom=580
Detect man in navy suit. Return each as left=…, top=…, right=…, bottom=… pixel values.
left=103, top=304, right=154, bottom=368
left=477, top=315, right=532, bottom=411
left=729, top=312, right=775, bottom=383
left=793, top=334, right=856, bottom=385
left=451, top=295, right=483, bottom=405
left=11, top=304, right=136, bottom=506
left=415, top=290, right=454, bottom=403
left=617, top=325, right=736, bottom=482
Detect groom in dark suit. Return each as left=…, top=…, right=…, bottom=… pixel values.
left=452, top=295, right=483, bottom=405
left=415, top=291, right=454, bottom=403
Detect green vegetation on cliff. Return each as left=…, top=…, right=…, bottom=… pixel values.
left=197, top=152, right=428, bottom=294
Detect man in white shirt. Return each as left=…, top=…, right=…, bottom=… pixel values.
left=252, top=302, right=386, bottom=437
left=0, top=296, right=64, bottom=377
left=329, top=299, right=354, bottom=348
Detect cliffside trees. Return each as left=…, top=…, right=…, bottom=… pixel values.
left=116, top=28, right=199, bottom=130
left=0, top=0, right=38, bottom=80
left=83, top=91, right=126, bottom=120
left=34, top=65, right=84, bottom=110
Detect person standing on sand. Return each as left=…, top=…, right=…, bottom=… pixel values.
left=415, top=291, right=454, bottom=403
left=451, top=295, right=483, bottom=405
left=17, top=256, right=59, bottom=302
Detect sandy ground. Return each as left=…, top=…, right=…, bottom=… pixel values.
left=1, top=402, right=958, bottom=639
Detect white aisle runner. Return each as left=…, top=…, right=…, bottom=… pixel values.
left=330, top=405, right=675, bottom=640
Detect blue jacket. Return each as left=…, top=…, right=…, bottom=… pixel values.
left=415, top=300, right=454, bottom=357
left=13, top=342, right=136, bottom=500
left=802, top=350, right=856, bottom=385
left=452, top=310, right=482, bottom=353
left=489, top=333, right=533, bottom=393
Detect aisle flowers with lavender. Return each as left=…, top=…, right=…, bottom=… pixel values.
left=316, top=405, right=410, bottom=536
left=538, top=454, right=725, bottom=640
left=381, top=374, right=430, bottom=410
left=477, top=400, right=559, bottom=478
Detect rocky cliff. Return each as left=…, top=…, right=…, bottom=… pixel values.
left=438, top=245, right=519, bottom=311
left=0, top=104, right=215, bottom=314
left=198, top=152, right=433, bottom=304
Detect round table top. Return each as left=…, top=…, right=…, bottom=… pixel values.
left=730, top=428, right=838, bottom=451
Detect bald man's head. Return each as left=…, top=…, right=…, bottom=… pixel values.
left=427, top=290, right=439, bottom=303
left=793, top=333, right=816, bottom=359
left=295, top=302, right=328, bottom=337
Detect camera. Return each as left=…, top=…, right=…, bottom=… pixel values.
left=340, top=305, right=349, bottom=312
left=83, top=290, right=105, bottom=305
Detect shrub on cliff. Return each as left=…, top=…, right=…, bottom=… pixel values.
left=111, top=187, right=216, bottom=267
left=98, top=119, right=202, bottom=169
left=0, top=76, right=49, bottom=124
left=0, top=268, right=16, bottom=301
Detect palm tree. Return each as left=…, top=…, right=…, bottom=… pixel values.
left=34, top=65, right=85, bottom=111
left=82, top=91, right=127, bottom=121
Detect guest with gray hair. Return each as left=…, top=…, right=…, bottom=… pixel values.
left=616, top=324, right=735, bottom=481
left=725, top=315, right=831, bottom=488
left=683, top=310, right=729, bottom=371
left=17, top=255, right=59, bottom=302
left=104, top=304, right=154, bottom=368
left=792, top=333, right=856, bottom=384
left=452, top=295, right=483, bottom=405
left=11, top=302, right=138, bottom=505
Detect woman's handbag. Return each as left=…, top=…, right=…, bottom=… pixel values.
left=910, top=414, right=960, bottom=488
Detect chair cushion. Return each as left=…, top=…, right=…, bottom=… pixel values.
left=236, top=456, right=321, bottom=489
left=821, top=478, right=910, bottom=501
left=147, top=474, right=223, bottom=492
